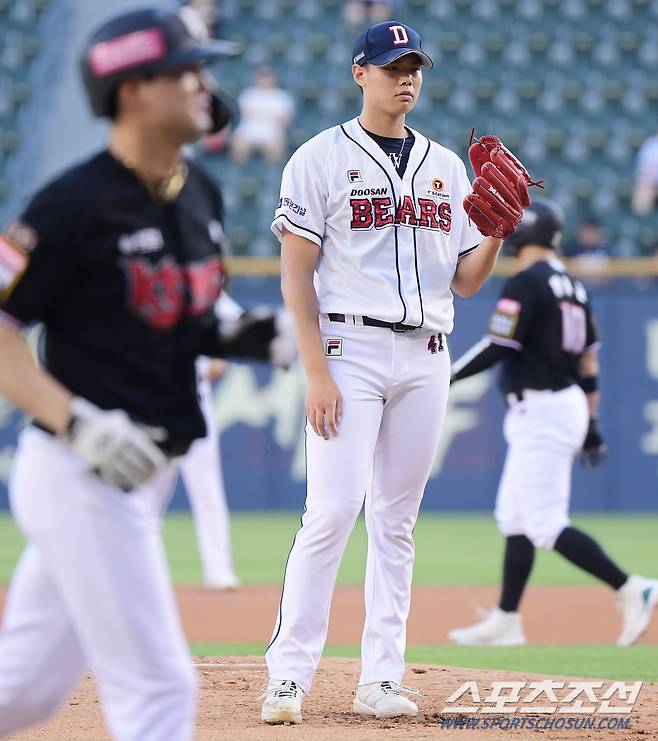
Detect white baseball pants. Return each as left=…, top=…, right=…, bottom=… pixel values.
left=0, top=427, right=197, bottom=741
left=495, top=385, right=590, bottom=549
left=266, top=320, right=450, bottom=692
left=180, top=374, right=236, bottom=586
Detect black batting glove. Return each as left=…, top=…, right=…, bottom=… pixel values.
left=580, top=417, right=607, bottom=469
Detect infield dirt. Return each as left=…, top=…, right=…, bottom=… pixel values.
left=2, top=584, right=658, bottom=740
left=6, top=656, right=658, bottom=740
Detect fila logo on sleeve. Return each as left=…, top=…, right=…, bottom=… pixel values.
left=326, top=338, right=343, bottom=356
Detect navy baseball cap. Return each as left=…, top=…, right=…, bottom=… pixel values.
left=352, top=21, right=433, bottom=68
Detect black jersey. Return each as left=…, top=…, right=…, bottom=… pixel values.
left=0, top=150, right=227, bottom=445
left=487, top=258, right=599, bottom=394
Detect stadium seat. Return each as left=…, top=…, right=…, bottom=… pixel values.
left=615, top=178, right=633, bottom=210
left=319, top=0, right=340, bottom=13
left=517, top=78, right=540, bottom=103
left=638, top=226, right=658, bottom=253
left=602, top=79, right=623, bottom=106
left=439, top=32, right=462, bottom=57
left=229, top=225, right=252, bottom=254
left=158, top=0, right=658, bottom=254
left=585, top=128, right=606, bottom=155
left=544, top=127, right=566, bottom=155
left=277, top=0, right=298, bottom=15
left=267, top=34, right=288, bottom=62
left=307, top=33, right=331, bottom=63
left=472, top=79, right=495, bottom=104
left=484, top=31, right=505, bottom=56
left=298, top=80, right=321, bottom=110
left=617, top=31, right=640, bottom=55
left=526, top=31, right=550, bottom=56
left=340, top=80, right=360, bottom=109
left=425, top=79, right=454, bottom=103
left=572, top=31, right=595, bottom=57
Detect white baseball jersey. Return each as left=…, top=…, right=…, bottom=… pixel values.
left=271, top=116, right=482, bottom=332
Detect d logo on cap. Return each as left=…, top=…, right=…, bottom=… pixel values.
left=351, top=21, right=433, bottom=68
left=389, top=25, right=409, bottom=46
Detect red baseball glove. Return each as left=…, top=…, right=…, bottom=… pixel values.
left=463, top=131, right=542, bottom=239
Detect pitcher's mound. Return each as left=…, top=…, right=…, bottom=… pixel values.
left=9, top=656, right=658, bottom=740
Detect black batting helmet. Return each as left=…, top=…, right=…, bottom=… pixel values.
left=503, top=197, right=565, bottom=255
left=80, top=7, right=241, bottom=132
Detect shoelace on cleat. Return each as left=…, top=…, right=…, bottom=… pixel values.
left=260, top=680, right=300, bottom=700
left=379, top=681, right=422, bottom=698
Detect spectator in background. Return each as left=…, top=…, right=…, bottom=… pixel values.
left=183, top=0, right=222, bottom=36
left=632, top=129, right=658, bottom=216
left=344, top=0, right=395, bottom=31
left=565, top=217, right=611, bottom=261
left=565, top=217, right=611, bottom=284
left=230, top=67, right=294, bottom=165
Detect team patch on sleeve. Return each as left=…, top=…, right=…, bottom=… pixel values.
left=277, top=196, right=308, bottom=220
left=0, top=235, right=29, bottom=299
left=488, top=298, right=521, bottom=339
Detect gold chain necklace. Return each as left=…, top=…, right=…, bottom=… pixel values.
left=111, top=149, right=188, bottom=202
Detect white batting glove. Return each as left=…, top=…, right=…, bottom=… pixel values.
left=59, top=397, right=168, bottom=492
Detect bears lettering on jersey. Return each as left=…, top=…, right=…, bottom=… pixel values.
left=349, top=195, right=451, bottom=233
left=123, top=255, right=223, bottom=329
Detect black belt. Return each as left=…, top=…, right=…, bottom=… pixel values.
left=327, top=313, right=419, bottom=333
left=507, top=385, right=571, bottom=405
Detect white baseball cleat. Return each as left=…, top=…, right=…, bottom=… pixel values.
left=353, top=681, right=421, bottom=719
left=616, top=575, right=658, bottom=646
left=204, top=573, right=241, bottom=591
left=260, top=679, right=304, bottom=724
left=448, top=606, right=527, bottom=646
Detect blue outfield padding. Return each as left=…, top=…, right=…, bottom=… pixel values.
left=1, top=275, right=657, bottom=511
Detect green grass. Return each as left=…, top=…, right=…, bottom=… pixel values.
left=190, top=643, right=658, bottom=682
left=3, top=513, right=657, bottom=683
left=0, top=515, right=25, bottom=585
left=1, top=512, right=657, bottom=586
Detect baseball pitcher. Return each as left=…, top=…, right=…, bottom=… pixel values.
left=260, top=20, right=537, bottom=725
